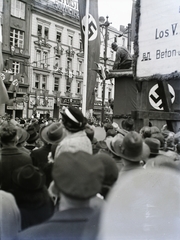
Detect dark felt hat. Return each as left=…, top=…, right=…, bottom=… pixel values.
left=12, top=164, right=45, bottom=191
left=97, top=153, right=119, bottom=186
left=40, top=122, right=64, bottom=144
left=53, top=151, right=105, bottom=200
left=16, top=127, right=30, bottom=144
left=117, top=131, right=150, bottom=162
left=26, top=125, right=39, bottom=144
left=144, top=137, right=160, bottom=155
left=61, top=106, right=87, bottom=132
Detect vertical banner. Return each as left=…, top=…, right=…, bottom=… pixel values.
left=78, top=0, right=100, bottom=110
left=0, top=19, right=9, bottom=104
left=44, top=90, right=49, bottom=106
left=56, top=91, right=61, bottom=107
left=35, top=89, right=40, bottom=106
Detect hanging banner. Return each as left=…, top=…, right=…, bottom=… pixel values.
left=35, top=89, right=41, bottom=106
left=56, top=91, right=61, bottom=107
left=78, top=0, right=100, bottom=109
left=135, top=0, right=180, bottom=80
left=44, top=90, right=49, bottom=106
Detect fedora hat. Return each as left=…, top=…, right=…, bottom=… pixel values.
left=106, top=133, right=124, bottom=157
left=40, top=122, right=64, bottom=144
left=61, top=106, right=87, bottom=132
left=144, top=137, right=160, bottom=155
left=53, top=151, right=105, bottom=200
left=12, top=164, right=45, bottom=191
left=118, top=131, right=150, bottom=162
left=16, top=127, right=30, bottom=144
left=26, top=125, right=39, bottom=144
left=121, top=118, right=135, bottom=131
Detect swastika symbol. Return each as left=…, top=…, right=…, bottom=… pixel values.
left=82, top=14, right=98, bottom=41
left=149, top=84, right=175, bottom=110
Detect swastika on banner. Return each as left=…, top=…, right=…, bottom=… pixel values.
left=149, top=84, right=175, bottom=110
left=81, top=14, right=98, bottom=41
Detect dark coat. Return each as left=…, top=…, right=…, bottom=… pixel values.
left=18, top=207, right=95, bottom=240
left=31, top=144, right=52, bottom=187
left=0, top=147, right=32, bottom=192
left=13, top=187, right=54, bottom=230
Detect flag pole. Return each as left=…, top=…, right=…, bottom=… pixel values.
left=82, top=0, right=89, bottom=116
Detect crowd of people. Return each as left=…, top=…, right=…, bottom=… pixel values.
left=1, top=106, right=180, bottom=239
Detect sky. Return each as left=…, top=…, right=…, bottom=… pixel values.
left=98, top=0, right=133, bottom=31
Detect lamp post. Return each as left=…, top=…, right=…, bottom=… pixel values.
left=100, top=16, right=111, bottom=126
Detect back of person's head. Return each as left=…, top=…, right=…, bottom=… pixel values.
left=103, top=123, right=113, bottom=132
left=106, top=128, right=117, bottom=138
left=111, top=42, right=118, bottom=51
left=53, top=151, right=105, bottom=200
left=121, top=117, right=135, bottom=131
left=0, top=124, right=18, bottom=145
left=98, top=167, right=180, bottom=240
left=140, top=126, right=151, bottom=139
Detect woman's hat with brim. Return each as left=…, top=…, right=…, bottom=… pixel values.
left=16, top=127, right=30, bottom=144
left=12, top=164, right=45, bottom=191
left=117, top=131, right=150, bottom=162
left=61, top=106, right=87, bottom=132
left=40, top=122, right=64, bottom=144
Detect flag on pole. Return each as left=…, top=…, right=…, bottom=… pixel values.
left=131, top=0, right=136, bottom=42
left=0, top=22, right=9, bottom=105
left=8, top=74, right=21, bottom=92
left=78, top=0, right=100, bottom=110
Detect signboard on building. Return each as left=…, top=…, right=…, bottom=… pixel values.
left=135, top=0, right=180, bottom=79
left=29, top=95, right=54, bottom=109
left=45, top=0, right=79, bottom=19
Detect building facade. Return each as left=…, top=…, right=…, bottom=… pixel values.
left=0, top=0, right=128, bottom=120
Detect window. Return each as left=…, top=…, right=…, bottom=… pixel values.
left=67, top=59, right=72, bottom=71
left=12, top=61, right=20, bottom=74
left=44, top=27, right=49, bottom=40
left=37, top=25, right=42, bottom=36
left=56, top=31, right=61, bottom=42
left=77, top=61, right=82, bottom=75
left=11, top=0, right=25, bottom=19
left=79, top=39, right=83, bottom=51
left=43, top=51, right=48, bottom=64
left=42, top=75, right=47, bottom=89
left=54, top=77, right=60, bottom=91
left=66, top=79, right=71, bottom=92
left=77, top=81, right=82, bottom=94
left=54, top=56, right=60, bottom=70
left=35, top=74, right=40, bottom=88
left=37, top=24, right=49, bottom=39
left=36, top=50, right=41, bottom=67
left=108, top=88, right=112, bottom=100
left=68, top=35, right=73, bottom=46
left=10, top=28, right=24, bottom=48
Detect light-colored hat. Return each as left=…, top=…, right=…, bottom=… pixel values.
left=106, top=134, right=124, bottom=157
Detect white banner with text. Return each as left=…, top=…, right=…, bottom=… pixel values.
left=136, top=1, right=180, bottom=78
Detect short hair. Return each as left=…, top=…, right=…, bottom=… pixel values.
left=0, top=124, right=17, bottom=144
